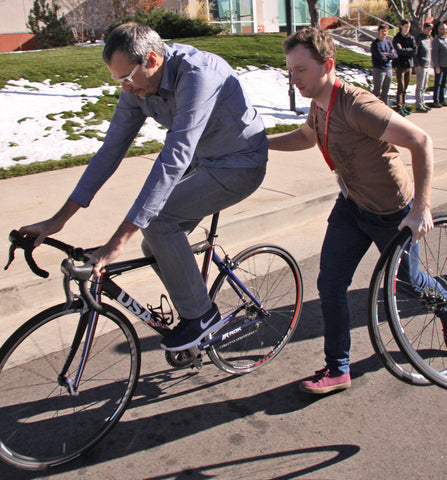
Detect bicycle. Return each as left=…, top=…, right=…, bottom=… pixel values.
left=367, top=234, right=429, bottom=386
left=367, top=212, right=447, bottom=387
left=0, top=212, right=303, bottom=471
left=383, top=213, right=447, bottom=389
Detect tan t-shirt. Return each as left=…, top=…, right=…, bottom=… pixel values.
left=306, top=81, right=414, bottom=215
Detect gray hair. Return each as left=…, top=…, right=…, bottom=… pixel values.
left=103, top=22, right=165, bottom=65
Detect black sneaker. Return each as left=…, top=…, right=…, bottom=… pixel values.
left=160, top=303, right=223, bottom=351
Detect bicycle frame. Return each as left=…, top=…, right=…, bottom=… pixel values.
left=62, top=212, right=268, bottom=392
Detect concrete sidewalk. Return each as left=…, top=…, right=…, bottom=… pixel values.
left=1, top=108, right=447, bottom=343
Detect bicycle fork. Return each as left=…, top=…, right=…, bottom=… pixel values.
left=58, top=277, right=102, bottom=396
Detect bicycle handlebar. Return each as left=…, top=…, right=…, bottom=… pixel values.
left=5, top=230, right=103, bottom=312
left=5, top=230, right=88, bottom=277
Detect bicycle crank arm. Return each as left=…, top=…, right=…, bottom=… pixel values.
left=188, top=347, right=203, bottom=369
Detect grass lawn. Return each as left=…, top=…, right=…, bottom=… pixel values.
left=1, top=33, right=371, bottom=178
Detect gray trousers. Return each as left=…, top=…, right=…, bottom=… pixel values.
left=415, top=66, right=429, bottom=108
left=372, top=67, right=392, bottom=104
left=141, top=164, right=266, bottom=319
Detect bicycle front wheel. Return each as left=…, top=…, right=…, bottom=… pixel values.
left=368, top=250, right=429, bottom=386
left=0, top=301, right=140, bottom=471
left=208, top=244, right=303, bottom=374
left=384, top=215, right=447, bottom=389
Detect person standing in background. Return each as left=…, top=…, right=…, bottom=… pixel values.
left=431, top=21, right=447, bottom=108
left=393, top=19, right=416, bottom=116
left=371, top=24, right=397, bottom=104
left=414, top=22, right=433, bottom=112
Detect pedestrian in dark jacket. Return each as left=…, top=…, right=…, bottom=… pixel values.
left=415, top=22, right=433, bottom=112
left=432, top=21, right=447, bottom=107
left=393, top=19, right=417, bottom=115
left=371, top=24, right=397, bottom=104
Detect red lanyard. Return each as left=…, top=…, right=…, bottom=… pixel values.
left=314, top=77, right=340, bottom=171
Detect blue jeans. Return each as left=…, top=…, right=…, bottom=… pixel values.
left=433, top=67, right=447, bottom=104
left=317, top=194, right=441, bottom=374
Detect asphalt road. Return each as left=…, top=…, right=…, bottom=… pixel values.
left=1, top=217, right=447, bottom=480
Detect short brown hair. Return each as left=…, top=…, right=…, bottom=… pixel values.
left=283, top=27, right=336, bottom=64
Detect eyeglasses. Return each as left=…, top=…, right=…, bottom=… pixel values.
left=111, top=63, right=141, bottom=84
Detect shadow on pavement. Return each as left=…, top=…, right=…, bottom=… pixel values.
left=141, top=444, right=361, bottom=479
left=0, top=287, right=380, bottom=480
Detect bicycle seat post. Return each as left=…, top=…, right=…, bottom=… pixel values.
left=201, top=213, right=220, bottom=283
left=208, top=212, right=220, bottom=240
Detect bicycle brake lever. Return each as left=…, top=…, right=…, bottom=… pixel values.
left=63, top=274, right=75, bottom=309
left=5, top=230, right=50, bottom=278
left=4, top=230, right=22, bottom=271
left=61, top=259, right=103, bottom=312
left=4, top=242, right=16, bottom=271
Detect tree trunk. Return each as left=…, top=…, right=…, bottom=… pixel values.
left=306, top=0, right=320, bottom=28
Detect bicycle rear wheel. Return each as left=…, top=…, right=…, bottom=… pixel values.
left=384, top=215, right=447, bottom=389
left=0, top=301, right=140, bottom=470
left=208, top=244, right=303, bottom=374
left=368, top=250, right=429, bottom=385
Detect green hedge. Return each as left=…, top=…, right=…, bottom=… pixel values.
left=104, top=9, right=223, bottom=41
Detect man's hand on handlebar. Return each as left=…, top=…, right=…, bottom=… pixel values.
left=18, top=218, right=64, bottom=247
left=18, top=199, right=82, bottom=247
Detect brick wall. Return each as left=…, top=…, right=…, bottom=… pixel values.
left=0, top=33, right=40, bottom=53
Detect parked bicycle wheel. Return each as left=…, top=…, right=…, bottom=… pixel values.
left=368, top=249, right=429, bottom=386
left=384, top=215, right=447, bottom=389
left=208, top=244, right=303, bottom=374
left=0, top=302, right=140, bottom=470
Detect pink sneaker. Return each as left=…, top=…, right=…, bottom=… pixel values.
left=299, top=367, right=351, bottom=394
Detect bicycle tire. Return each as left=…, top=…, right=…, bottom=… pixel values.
left=207, top=244, right=303, bottom=374
left=384, top=215, right=447, bottom=389
left=368, top=248, right=429, bottom=385
left=0, top=301, right=141, bottom=470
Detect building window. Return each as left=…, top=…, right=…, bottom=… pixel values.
left=278, top=0, right=340, bottom=28
left=209, top=0, right=254, bottom=33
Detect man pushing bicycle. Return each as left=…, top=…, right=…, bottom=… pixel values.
left=269, top=27, right=447, bottom=394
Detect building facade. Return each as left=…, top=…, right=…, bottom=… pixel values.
left=0, top=0, right=344, bottom=52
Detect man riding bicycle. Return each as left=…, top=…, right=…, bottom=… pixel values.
left=18, top=22, right=268, bottom=352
